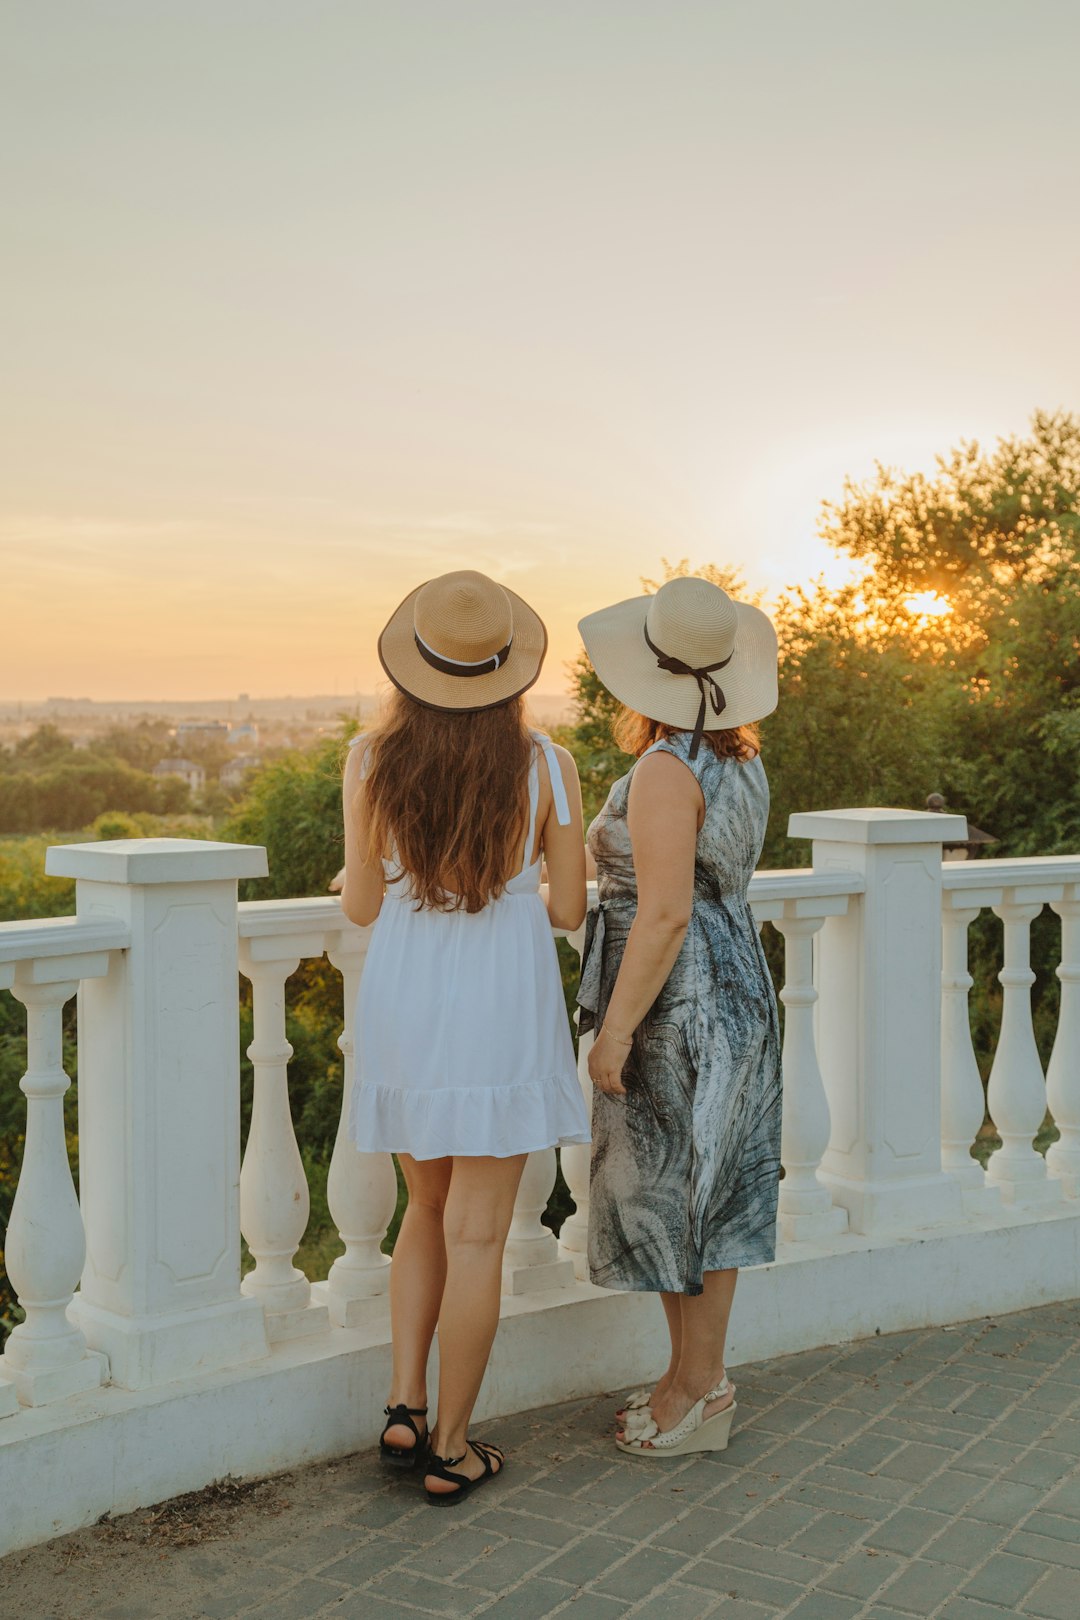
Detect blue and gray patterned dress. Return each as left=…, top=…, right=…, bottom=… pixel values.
left=577, top=733, right=782, bottom=1295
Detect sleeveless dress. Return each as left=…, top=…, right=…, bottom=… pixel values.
left=349, top=732, right=590, bottom=1161
left=577, top=733, right=782, bottom=1294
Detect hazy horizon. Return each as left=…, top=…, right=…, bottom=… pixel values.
left=4, top=1, right=1079, bottom=701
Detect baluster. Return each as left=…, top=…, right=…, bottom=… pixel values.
left=986, top=892, right=1064, bottom=1205
left=773, top=908, right=848, bottom=1243
left=941, top=900, right=1001, bottom=1215
left=556, top=918, right=592, bottom=1280
left=1, top=968, right=105, bottom=1404
left=238, top=941, right=329, bottom=1339
left=1047, top=890, right=1080, bottom=1197
left=502, top=1147, right=575, bottom=1295
left=310, top=928, right=398, bottom=1326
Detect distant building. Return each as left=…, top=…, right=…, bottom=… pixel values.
left=153, top=758, right=206, bottom=794
left=220, top=754, right=262, bottom=791
left=176, top=721, right=230, bottom=744
left=227, top=722, right=259, bottom=748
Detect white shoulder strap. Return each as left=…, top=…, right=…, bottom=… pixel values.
left=533, top=731, right=571, bottom=827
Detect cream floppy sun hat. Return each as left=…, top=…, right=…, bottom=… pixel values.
left=578, top=576, right=778, bottom=757
left=378, top=570, right=548, bottom=712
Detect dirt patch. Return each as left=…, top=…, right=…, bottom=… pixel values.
left=93, top=1473, right=295, bottom=1549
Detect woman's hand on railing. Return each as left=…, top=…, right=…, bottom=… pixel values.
left=328, top=867, right=346, bottom=894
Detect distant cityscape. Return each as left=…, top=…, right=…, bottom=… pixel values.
left=0, top=690, right=576, bottom=764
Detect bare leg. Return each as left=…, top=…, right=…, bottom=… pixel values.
left=383, top=1153, right=452, bottom=1451
left=425, top=1153, right=527, bottom=1493
left=637, top=1269, right=738, bottom=1443
left=616, top=1292, right=682, bottom=1418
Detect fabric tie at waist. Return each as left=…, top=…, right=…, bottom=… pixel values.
left=576, top=899, right=636, bottom=1019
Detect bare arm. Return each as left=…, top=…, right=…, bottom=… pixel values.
left=541, top=744, right=587, bottom=932
left=338, top=742, right=385, bottom=928
left=587, top=749, right=702, bottom=1097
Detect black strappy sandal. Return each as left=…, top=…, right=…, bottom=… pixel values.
left=379, top=1403, right=429, bottom=1470
left=424, top=1440, right=504, bottom=1505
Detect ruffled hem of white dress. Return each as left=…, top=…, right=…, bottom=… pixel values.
left=349, top=1072, right=591, bottom=1161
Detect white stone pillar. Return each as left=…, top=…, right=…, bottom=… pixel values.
left=772, top=903, right=849, bottom=1244
left=502, top=1147, right=575, bottom=1295
left=44, top=839, right=270, bottom=1389
left=787, top=809, right=968, bottom=1236
left=238, top=934, right=330, bottom=1341
left=1, top=962, right=108, bottom=1405
left=310, top=927, right=399, bottom=1327
left=940, top=896, right=1002, bottom=1216
left=1047, top=888, right=1080, bottom=1197
left=986, top=887, right=1065, bottom=1206
left=556, top=919, right=592, bottom=1281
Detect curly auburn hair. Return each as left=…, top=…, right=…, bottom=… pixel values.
left=358, top=690, right=534, bottom=914
left=612, top=705, right=760, bottom=762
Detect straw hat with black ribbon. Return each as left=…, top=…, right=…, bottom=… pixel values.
left=578, top=576, right=778, bottom=759
left=378, top=570, right=548, bottom=712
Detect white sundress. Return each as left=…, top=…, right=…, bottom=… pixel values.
left=348, top=731, right=591, bottom=1161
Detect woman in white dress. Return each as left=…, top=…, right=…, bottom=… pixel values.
left=338, top=570, right=589, bottom=1505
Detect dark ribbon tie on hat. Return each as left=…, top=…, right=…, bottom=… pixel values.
left=643, top=627, right=733, bottom=760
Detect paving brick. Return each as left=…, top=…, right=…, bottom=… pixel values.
left=736, top=1499, right=819, bottom=1545
left=869, top=1507, right=953, bottom=1556
left=752, top=1438, right=832, bottom=1479
left=1043, top=1421, right=1080, bottom=1457
left=875, top=1440, right=955, bottom=1482
left=364, top=1570, right=480, bottom=1615
left=962, top=1551, right=1045, bottom=1608
left=785, top=1511, right=869, bottom=1561
left=593, top=1544, right=687, bottom=1600
left=1043, top=1475, right=1080, bottom=1519
left=193, top=1565, right=289, bottom=1619
left=919, top=1516, right=1004, bottom=1568
left=629, top=1584, right=718, bottom=1620
left=939, top=1599, right=1027, bottom=1620
left=831, top=1432, right=905, bottom=1474
left=1016, top=1510, right=1080, bottom=1547
left=881, top=1556, right=966, bottom=1613
left=478, top=1579, right=582, bottom=1619
left=245, top=1580, right=347, bottom=1620
left=797, top=1408, right=867, bottom=1445
left=1022, top=1565, right=1080, bottom=1619
left=320, top=1539, right=415, bottom=1585
left=815, top=1546, right=906, bottom=1598
left=802, top=1463, right=909, bottom=1502
left=703, top=1539, right=828, bottom=1587
left=966, top=1479, right=1045, bottom=1525
left=1005, top=1528, right=1080, bottom=1572
left=534, top=1534, right=627, bottom=1587
left=682, top=1561, right=804, bottom=1608
left=779, top=1594, right=863, bottom=1620
left=908, top=1469, right=990, bottom=1515
left=457, top=1537, right=554, bottom=1593
left=651, top=1505, right=736, bottom=1555
left=601, top=1494, right=685, bottom=1543
left=471, top=1508, right=583, bottom=1548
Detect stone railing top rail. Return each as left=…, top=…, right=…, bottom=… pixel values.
left=941, top=854, right=1080, bottom=902
left=0, top=915, right=131, bottom=967
left=238, top=896, right=367, bottom=939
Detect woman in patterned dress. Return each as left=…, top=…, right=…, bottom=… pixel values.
left=576, top=575, right=782, bottom=1458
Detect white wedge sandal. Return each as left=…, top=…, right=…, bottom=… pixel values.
left=616, top=1383, right=737, bottom=1458
left=616, top=1372, right=734, bottom=1426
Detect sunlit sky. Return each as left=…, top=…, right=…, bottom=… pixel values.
left=3, top=1, right=1080, bottom=702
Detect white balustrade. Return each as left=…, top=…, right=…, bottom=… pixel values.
left=986, top=886, right=1066, bottom=1206
left=238, top=933, right=330, bottom=1340
left=788, top=811, right=967, bottom=1235
left=45, top=841, right=269, bottom=1389
left=770, top=900, right=850, bottom=1244
left=0, top=955, right=110, bottom=1405
left=310, top=927, right=399, bottom=1326
left=555, top=916, right=592, bottom=1280
left=1047, top=888, right=1080, bottom=1197
left=940, top=895, right=1001, bottom=1216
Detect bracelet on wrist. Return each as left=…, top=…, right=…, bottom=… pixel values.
left=601, top=1022, right=633, bottom=1047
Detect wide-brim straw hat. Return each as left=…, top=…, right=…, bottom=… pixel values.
left=579, top=576, right=778, bottom=750
left=378, top=570, right=548, bottom=712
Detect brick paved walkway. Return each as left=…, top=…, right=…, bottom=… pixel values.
left=4, top=1300, right=1080, bottom=1619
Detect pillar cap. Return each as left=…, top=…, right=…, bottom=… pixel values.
left=788, top=809, right=968, bottom=846
left=46, top=838, right=269, bottom=885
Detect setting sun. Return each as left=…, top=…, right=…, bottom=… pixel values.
left=904, top=590, right=953, bottom=620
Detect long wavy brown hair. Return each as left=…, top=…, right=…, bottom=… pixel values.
left=613, top=705, right=760, bottom=762
left=359, top=691, right=534, bottom=913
